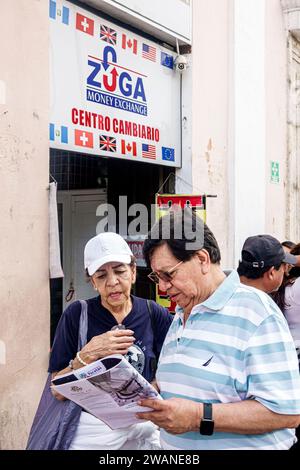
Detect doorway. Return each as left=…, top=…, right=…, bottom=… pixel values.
left=58, top=189, right=107, bottom=308
left=287, top=35, right=300, bottom=241
left=49, top=149, right=174, bottom=343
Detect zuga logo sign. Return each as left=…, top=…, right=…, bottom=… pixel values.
left=87, top=45, right=147, bottom=116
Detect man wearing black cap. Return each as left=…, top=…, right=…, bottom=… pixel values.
left=238, top=235, right=298, bottom=293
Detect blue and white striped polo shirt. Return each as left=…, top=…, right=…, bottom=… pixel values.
left=157, top=270, right=300, bottom=450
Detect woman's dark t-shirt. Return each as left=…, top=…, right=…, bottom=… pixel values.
left=49, top=295, right=173, bottom=382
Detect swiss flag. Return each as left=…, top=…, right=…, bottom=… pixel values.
left=121, top=139, right=137, bottom=156
left=76, top=13, right=94, bottom=36
left=75, top=129, right=94, bottom=148
left=121, top=33, right=138, bottom=54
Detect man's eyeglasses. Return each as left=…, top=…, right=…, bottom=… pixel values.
left=147, top=260, right=183, bottom=285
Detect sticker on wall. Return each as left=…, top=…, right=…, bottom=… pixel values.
left=270, top=161, right=280, bottom=184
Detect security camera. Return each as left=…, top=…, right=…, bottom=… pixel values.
left=174, top=54, right=188, bottom=72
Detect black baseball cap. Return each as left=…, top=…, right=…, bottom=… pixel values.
left=240, top=234, right=298, bottom=269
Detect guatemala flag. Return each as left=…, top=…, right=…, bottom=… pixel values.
left=49, top=123, right=68, bottom=144
left=49, top=0, right=70, bottom=25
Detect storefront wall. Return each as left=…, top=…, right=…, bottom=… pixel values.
left=0, top=0, right=294, bottom=449
left=192, top=0, right=289, bottom=269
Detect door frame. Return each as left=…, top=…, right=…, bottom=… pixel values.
left=57, top=188, right=107, bottom=310
left=287, top=34, right=300, bottom=241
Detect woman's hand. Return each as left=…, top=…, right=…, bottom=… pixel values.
left=51, top=386, right=67, bottom=401
left=51, top=372, right=67, bottom=401
left=78, top=329, right=135, bottom=363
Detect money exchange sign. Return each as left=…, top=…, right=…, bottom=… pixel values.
left=49, top=0, right=181, bottom=167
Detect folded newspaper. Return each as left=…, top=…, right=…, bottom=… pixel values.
left=51, top=354, right=162, bottom=429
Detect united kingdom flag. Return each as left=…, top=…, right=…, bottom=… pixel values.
left=99, top=135, right=117, bottom=152
left=100, top=24, right=117, bottom=45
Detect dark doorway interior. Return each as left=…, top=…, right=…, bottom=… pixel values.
left=107, top=158, right=174, bottom=300
left=49, top=150, right=174, bottom=344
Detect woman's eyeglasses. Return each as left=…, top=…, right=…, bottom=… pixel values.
left=147, top=260, right=183, bottom=285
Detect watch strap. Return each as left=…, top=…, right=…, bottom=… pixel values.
left=203, top=402, right=212, bottom=420
left=199, top=402, right=214, bottom=435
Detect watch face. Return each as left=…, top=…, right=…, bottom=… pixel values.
left=200, top=419, right=214, bottom=436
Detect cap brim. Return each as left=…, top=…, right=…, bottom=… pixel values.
left=87, top=254, right=132, bottom=276
left=282, top=252, right=298, bottom=265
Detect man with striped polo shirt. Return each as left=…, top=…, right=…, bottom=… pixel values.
left=137, top=209, right=300, bottom=450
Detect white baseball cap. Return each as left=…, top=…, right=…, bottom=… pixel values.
left=84, top=232, right=133, bottom=276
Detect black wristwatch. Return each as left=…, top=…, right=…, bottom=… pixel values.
left=199, top=403, right=214, bottom=435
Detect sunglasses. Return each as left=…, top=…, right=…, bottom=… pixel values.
left=148, top=260, right=184, bottom=285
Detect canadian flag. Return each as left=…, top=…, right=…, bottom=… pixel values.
left=76, top=13, right=94, bottom=36
left=75, top=129, right=94, bottom=148
left=121, top=33, right=138, bottom=54
left=121, top=139, right=137, bottom=156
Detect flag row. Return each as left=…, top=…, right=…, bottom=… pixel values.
left=49, top=1, right=174, bottom=69
left=49, top=124, right=175, bottom=162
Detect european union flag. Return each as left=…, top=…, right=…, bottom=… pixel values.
left=162, top=147, right=175, bottom=162
left=161, top=52, right=174, bottom=69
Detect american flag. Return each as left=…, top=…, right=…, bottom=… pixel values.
left=142, top=43, right=156, bottom=62
left=142, top=143, right=156, bottom=160
left=99, top=135, right=116, bottom=152
left=100, top=24, right=117, bottom=45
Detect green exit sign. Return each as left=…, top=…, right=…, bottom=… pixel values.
left=270, top=161, right=279, bottom=184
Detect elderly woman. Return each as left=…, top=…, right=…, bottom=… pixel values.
left=137, top=209, right=300, bottom=450
left=33, top=232, right=172, bottom=450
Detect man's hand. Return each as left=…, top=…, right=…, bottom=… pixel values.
left=136, top=397, right=201, bottom=435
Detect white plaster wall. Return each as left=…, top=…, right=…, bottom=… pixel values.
left=0, top=0, right=50, bottom=449
left=265, top=0, right=289, bottom=240
left=191, top=0, right=231, bottom=267
left=192, top=0, right=287, bottom=268
left=231, top=0, right=266, bottom=267
left=230, top=0, right=287, bottom=261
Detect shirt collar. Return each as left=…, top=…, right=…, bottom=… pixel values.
left=175, top=270, right=240, bottom=319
